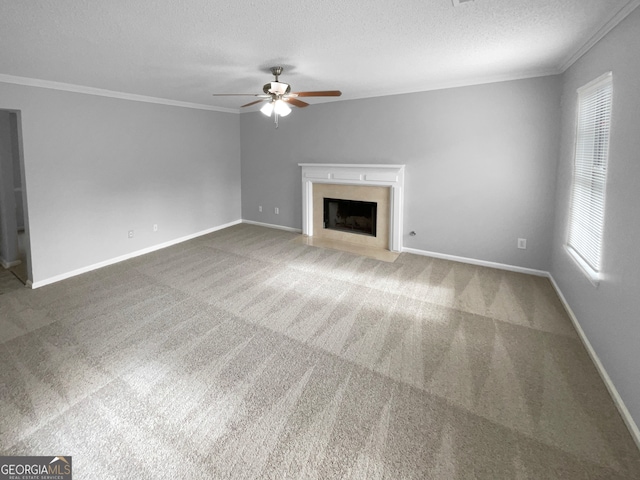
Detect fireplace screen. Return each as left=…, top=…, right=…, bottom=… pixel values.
left=323, top=198, right=377, bottom=237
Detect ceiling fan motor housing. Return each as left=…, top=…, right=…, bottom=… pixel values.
left=263, top=81, right=291, bottom=96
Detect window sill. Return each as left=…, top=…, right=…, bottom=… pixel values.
left=565, top=245, right=600, bottom=288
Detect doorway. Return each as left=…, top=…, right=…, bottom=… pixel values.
left=0, top=110, right=31, bottom=286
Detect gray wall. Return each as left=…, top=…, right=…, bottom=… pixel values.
left=241, top=76, right=562, bottom=270
left=0, top=110, right=19, bottom=265
left=550, top=8, right=640, bottom=428
left=10, top=112, right=24, bottom=230
left=0, top=83, right=241, bottom=284
left=0, top=6, right=637, bottom=434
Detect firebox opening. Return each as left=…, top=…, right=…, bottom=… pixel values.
left=323, top=198, right=377, bottom=237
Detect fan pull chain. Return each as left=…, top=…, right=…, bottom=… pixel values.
left=274, top=112, right=279, bottom=128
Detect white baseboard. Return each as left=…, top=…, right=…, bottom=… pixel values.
left=1, top=257, right=22, bottom=269
left=403, top=246, right=640, bottom=451
left=30, top=219, right=242, bottom=289
left=242, top=219, right=302, bottom=233
left=402, top=247, right=548, bottom=277
left=547, top=274, right=640, bottom=452
left=24, top=221, right=640, bottom=451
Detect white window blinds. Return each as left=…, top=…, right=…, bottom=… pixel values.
left=567, top=72, right=613, bottom=278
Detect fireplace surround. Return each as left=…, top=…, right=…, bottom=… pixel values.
left=299, top=164, right=405, bottom=252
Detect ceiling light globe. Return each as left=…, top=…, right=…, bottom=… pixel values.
left=274, top=100, right=291, bottom=116
left=260, top=102, right=274, bottom=116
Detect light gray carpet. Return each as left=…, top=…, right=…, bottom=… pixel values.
left=1, top=224, right=639, bottom=479
left=0, top=267, right=23, bottom=296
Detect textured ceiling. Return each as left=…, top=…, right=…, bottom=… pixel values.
left=0, top=0, right=638, bottom=112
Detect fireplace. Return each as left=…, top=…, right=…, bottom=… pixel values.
left=324, top=198, right=377, bottom=237
left=299, top=163, right=405, bottom=252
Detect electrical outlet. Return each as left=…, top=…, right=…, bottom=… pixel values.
left=517, top=238, right=527, bottom=249
left=153, top=224, right=158, bottom=232
left=128, top=230, right=134, bottom=238
left=275, top=207, right=279, bottom=214
left=258, top=205, right=262, bottom=212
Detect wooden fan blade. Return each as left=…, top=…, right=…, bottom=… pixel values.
left=241, top=99, right=268, bottom=108
left=284, top=98, right=310, bottom=108
left=289, top=90, right=342, bottom=97
left=212, top=93, right=268, bottom=97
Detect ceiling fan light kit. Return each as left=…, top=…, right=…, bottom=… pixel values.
left=260, top=98, right=291, bottom=116
left=212, top=66, right=341, bottom=128
left=259, top=99, right=291, bottom=127
left=273, top=99, right=291, bottom=116
left=260, top=101, right=274, bottom=116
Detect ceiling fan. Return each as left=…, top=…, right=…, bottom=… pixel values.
left=212, top=66, right=341, bottom=127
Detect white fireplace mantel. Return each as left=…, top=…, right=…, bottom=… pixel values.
left=298, top=163, right=405, bottom=252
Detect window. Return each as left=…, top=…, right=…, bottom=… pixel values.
left=567, top=72, right=613, bottom=284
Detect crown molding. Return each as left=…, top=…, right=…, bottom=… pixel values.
left=0, top=74, right=239, bottom=114
left=558, top=0, right=640, bottom=72
left=326, top=68, right=562, bottom=105
left=238, top=67, right=562, bottom=113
